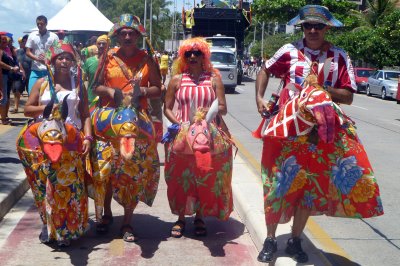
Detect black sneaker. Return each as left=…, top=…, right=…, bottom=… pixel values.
left=257, top=237, right=277, bottom=263
left=285, top=237, right=309, bottom=263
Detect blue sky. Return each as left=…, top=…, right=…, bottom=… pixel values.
left=0, top=0, right=188, bottom=43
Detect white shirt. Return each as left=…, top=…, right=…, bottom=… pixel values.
left=26, top=30, right=59, bottom=71
left=39, top=79, right=82, bottom=130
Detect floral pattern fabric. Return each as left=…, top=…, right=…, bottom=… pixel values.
left=261, top=122, right=383, bottom=225
left=16, top=122, right=89, bottom=241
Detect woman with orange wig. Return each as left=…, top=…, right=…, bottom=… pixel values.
left=163, top=37, right=234, bottom=238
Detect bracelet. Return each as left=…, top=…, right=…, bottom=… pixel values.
left=84, top=135, right=94, bottom=142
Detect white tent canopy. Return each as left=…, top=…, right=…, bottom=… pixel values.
left=30, top=0, right=113, bottom=32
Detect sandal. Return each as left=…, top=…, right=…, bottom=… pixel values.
left=120, top=224, right=138, bottom=242
left=193, top=218, right=207, bottom=237
left=170, top=220, right=185, bottom=238
left=96, top=214, right=113, bottom=234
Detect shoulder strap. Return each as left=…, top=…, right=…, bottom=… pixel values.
left=39, top=79, right=49, bottom=96
left=111, top=51, right=149, bottom=81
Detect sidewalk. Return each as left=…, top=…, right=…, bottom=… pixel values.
left=0, top=93, right=329, bottom=265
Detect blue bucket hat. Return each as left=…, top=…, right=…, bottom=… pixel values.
left=109, top=14, right=147, bottom=38
left=288, top=5, right=343, bottom=27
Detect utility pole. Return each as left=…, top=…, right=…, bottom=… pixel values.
left=261, top=21, right=265, bottom=58
left=143, top=0, right=147, bottom=49
left=150, top=0, right=153, bottom=43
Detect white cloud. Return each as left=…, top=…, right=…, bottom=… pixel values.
left=0, top=0, right=67, bottom=41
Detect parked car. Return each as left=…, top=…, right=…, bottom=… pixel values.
left=366, top=69, right=400, bottom=100
left=354, top=67, right=375, bottom=93
left=210, top=47, right=237, bottom=93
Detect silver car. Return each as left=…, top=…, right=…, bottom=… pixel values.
left=366, top=69, right=400, bottom=100
left=210, top=47, right=237, bottom=93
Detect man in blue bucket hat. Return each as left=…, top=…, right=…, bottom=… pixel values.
left=255, top=5, right=366, bottom=264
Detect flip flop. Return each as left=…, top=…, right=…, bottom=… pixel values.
left=194, top=218, right=207, bottom=237
left=96, top=214, right=114, bottom=234
left=170, top=220, right=185, bottom=238
left=120, top=224, right=138, bottom=242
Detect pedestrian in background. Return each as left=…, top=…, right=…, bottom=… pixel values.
left=12, top=35, right=31, bottom=113
left=160, top=50, right=169, bottom=86
left=26, top=15, right=59, bottom=94
left=82, top=34, right=109, bottom=105
left=17, top=40, right=91, bottom=247
left=163, top=37, right=234, bottom=238
left=255, top=5, right=383, bottom=263
left=0, top=34, right=20, bottom=124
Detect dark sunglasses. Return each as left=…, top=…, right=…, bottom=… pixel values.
left=184, top=50, right=203, bottom=58
left=118, top=30, right=137, bottom=37
left=302, top=23, right=326, bottom=30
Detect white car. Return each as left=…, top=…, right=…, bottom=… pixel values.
left=367, top=70, right=400, bottom=100
left=210, top=47, right=237, bottom=93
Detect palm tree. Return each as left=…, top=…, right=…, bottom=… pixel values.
left=353, top=0, right=400, bottom=28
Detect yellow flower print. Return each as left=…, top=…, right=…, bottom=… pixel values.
left=287, top=169, right=307, bottom=194
left=349, top=177, right=376, bottom=203
left=54, top=184, right=72, bottom=209
left=57, top=168, right=77, bottom=186
left=344, top=203, right=356, bottom=216
left=297, top=135, right=308, bottom=144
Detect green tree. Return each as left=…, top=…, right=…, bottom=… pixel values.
left=91, top=0, right=174, bottom=50
left=352, top=0, right=400, bottom=27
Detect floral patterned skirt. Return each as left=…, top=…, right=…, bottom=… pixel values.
left=16, top=123, right=89, bottom=241
left=164, top=147, right=233, bottom=220
left=89, top=136, right=160, bottom=221
left=261, top=123, right=384, bottom=225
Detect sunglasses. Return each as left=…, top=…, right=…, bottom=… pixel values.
left=118, top=30, right=137, bottom=37
left=184, top=50, right=203, bottom=58
left=302, top=23, right=326, bottom=30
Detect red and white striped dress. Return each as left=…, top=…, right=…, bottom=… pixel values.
left=165, top=71, right=233, bottom=220
left=174, top=72, right=216, bottom=122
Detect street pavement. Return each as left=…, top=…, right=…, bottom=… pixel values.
left=0, top=93, right=329, bottom=265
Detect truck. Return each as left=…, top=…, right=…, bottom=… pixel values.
left=182, top=1, right=251, bottom=57
left=182, top=0, right=251, bottom=90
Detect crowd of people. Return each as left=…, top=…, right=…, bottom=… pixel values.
left=4, top=4, right=384, bottom=263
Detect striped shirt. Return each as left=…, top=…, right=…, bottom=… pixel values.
left=175, top=72, right=216, bottom=122
left=265, top=38, right=356, bottom=105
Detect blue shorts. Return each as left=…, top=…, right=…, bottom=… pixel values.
left=28, top=70, right=47, bottom=95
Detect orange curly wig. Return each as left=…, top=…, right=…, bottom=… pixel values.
left=171, top=37, right=219, bottom=77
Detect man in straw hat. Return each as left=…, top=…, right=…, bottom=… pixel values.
left=255, top=5, right=383, bottom=263
left=93, top=14, right=162, bottom=243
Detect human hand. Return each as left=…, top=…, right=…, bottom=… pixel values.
left=81, top=139, right=91, bottom=156
left=256, top=97, right=268, bottom=117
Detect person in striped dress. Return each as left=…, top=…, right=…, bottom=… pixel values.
left=255, top=5, right=383, bottom=263
left=163, top=37, right=234, bottom=238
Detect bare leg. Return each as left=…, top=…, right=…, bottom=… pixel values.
left=291, top=207, right=311, bottom=237
left=103, top=180, right=113, bottom=216
left=14, top=92, right=20, bottom=112
left=266, top=223, right=278, bottom=239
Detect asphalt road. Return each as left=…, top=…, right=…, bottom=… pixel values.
left=225, top=76, right=400, bottom=266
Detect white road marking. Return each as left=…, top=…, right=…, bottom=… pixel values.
left=351, top=105, right=368, bottom=110
left=236, top=87, right=245, bottom=93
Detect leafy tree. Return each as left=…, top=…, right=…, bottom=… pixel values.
left=352, top=0, right=400, bottom=27
left=91, top=0, right=174, bottom=50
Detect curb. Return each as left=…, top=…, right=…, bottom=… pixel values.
left=0, top=172, right=29, bottom=221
